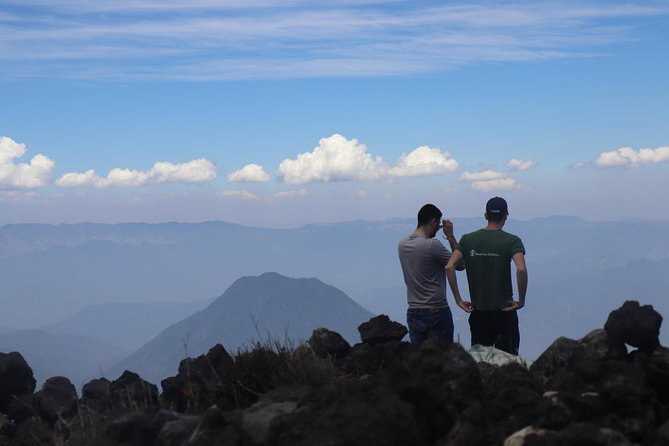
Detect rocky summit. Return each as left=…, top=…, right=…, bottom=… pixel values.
left=1, top=300, right=668, bottom=446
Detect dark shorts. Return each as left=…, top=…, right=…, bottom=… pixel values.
left=406, top=307, right=454, bottom=347
left=469, top=310, right=520, bottom=355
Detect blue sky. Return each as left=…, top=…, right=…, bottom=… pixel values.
left=1, top=0, right=668, bottom=227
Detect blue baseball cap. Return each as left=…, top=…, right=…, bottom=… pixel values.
left=486, top=196, right=508, bottom=215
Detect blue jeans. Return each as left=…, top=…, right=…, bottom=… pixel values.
left=406, top=307, right=454, bottom=346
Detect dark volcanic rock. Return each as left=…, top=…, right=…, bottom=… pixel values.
left=81, top=377, right=112, bottom=413
left=0, top=352, right=36, bottom=412
left=186, top=405, right=242, bottom=446
left=580, top=328, right=628, bottom=361
left=3, top=393, right=35, bottom=425
left=383, top=340, right=481, bottom=442
left=342, top=340, right=415, bottom=375
left=309, top=328, right=351, bottom=359
left=161, top=344, right=235, bottom=413
left=358, top=315, right=408, bottom=344
left=34, top=376, right=78, bottom=427
left=268, top=380, right=422, bottom=446
left=11, top=416, right=54, bottom=446
left=530, top=337, right=585, bottom=382
left=102, top=409, right=180, bottom=446
left=109, top=370, right=159, bottom=411
left=604, top=300, right=662, bottom=352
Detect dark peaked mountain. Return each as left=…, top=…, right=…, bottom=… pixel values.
left=110, top=272, right=374, bottom=384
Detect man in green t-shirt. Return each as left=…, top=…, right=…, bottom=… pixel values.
left=445, top=197, right=528, bottom=355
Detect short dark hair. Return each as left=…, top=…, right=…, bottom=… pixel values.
left=417, top=204, right=442, bottom=226
left=486, top=212, right=507, bottom=223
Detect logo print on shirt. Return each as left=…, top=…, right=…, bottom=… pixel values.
left=470, top=249, right=500, bottom=257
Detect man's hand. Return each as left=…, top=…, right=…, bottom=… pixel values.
left=441, top=219, right=454, bottom=238
left=502, top=300, right=524, bottom=312
left=457, top=299, right=473, bottom=313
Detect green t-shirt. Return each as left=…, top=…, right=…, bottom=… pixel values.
left=457, top=229, right=525, bottom=311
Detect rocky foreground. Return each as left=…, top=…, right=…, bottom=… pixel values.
left=1, top=300, right=668, bottom=445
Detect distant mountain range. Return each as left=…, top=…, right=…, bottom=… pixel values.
left=110, top=272, right=374, bottom=384
left=1, top=217, right=668, bottom=370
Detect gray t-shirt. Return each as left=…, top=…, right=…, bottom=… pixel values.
left=397, top=234, right=452, bottom=308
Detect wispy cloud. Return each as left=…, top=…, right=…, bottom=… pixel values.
left=0, top=136, right=55, bottom=189
left=216, top=188, right=307, bottom=201
left=216, top=189, right=259, bottom=201
left=56, top=159, right=216, bottom=188
left=2, top=2, right=666, bottom=80
left=274, top=189, right=307, bottom=199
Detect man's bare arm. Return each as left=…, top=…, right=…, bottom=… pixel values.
left=446, top=250, right=472, bottom=313
left=503, top=252, right=528, bottom=311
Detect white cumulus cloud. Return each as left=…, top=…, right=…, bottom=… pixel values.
left=227, top=163, right=271, bottom=183
left=277, top=134, right=461, bottom=184
left=471, top=178, right=518, bottom=192
left=277, top=134, right=388, bottom=184
left=390, top=146, right=459, bottom=177
left=149, top=159, right=217, bottom=183
left=460, top=170, right=518, bottom=191
left=0, top=136, right=55, bottom=189
left=506, top=159, right=537, bottom=171
left=56, top=158, right=216, bottom=188
left=594, top=146, right=669, bottom=167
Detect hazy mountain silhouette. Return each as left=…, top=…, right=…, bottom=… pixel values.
left=0, top=329, right=125, bottom=388
left=110, top=272, right=374, bottom=384
left=44, top=299, right=212, bottom=352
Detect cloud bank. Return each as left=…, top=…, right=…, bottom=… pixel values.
left=0, top=136, right=55, bottom=189
left=594, top=146, right=669, bottom=167
left=56, top=159, right=216, bottom=188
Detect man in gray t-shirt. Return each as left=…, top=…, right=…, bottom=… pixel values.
left=398, top=204, right=465, bottom=346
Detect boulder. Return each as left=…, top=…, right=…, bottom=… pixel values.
left=309, top=328, right=350, bottom=359
left=358, top=315, right=408, bottom=344
left=267, top=381, right=422, bottom=446
left=530, top=337, right=584, bottom=382
left=110, top=370, right=159, bottom=411
left=34, top=376, right=78, bottom=427
left=604, top=300, right=662, bottom=352
left=161, top=344, right=235, bottom=413
left=185, top=405, right=242, bottom=446
left=154, top=405, right=243, bottom=446
left=103, top=409, right=180, bottom=446
left=0, top=352, right=36, bottom=412
left=81, top=377, right=112, bottom=413
left=383, top=340, right=481, bottom=442
left=342, top=340, right=415, bottom=376
left=3, top=393, right=35, bottom=425
left=10, top=416, right=53, bottom=446
left=579, top=329, right=627, bottom=361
